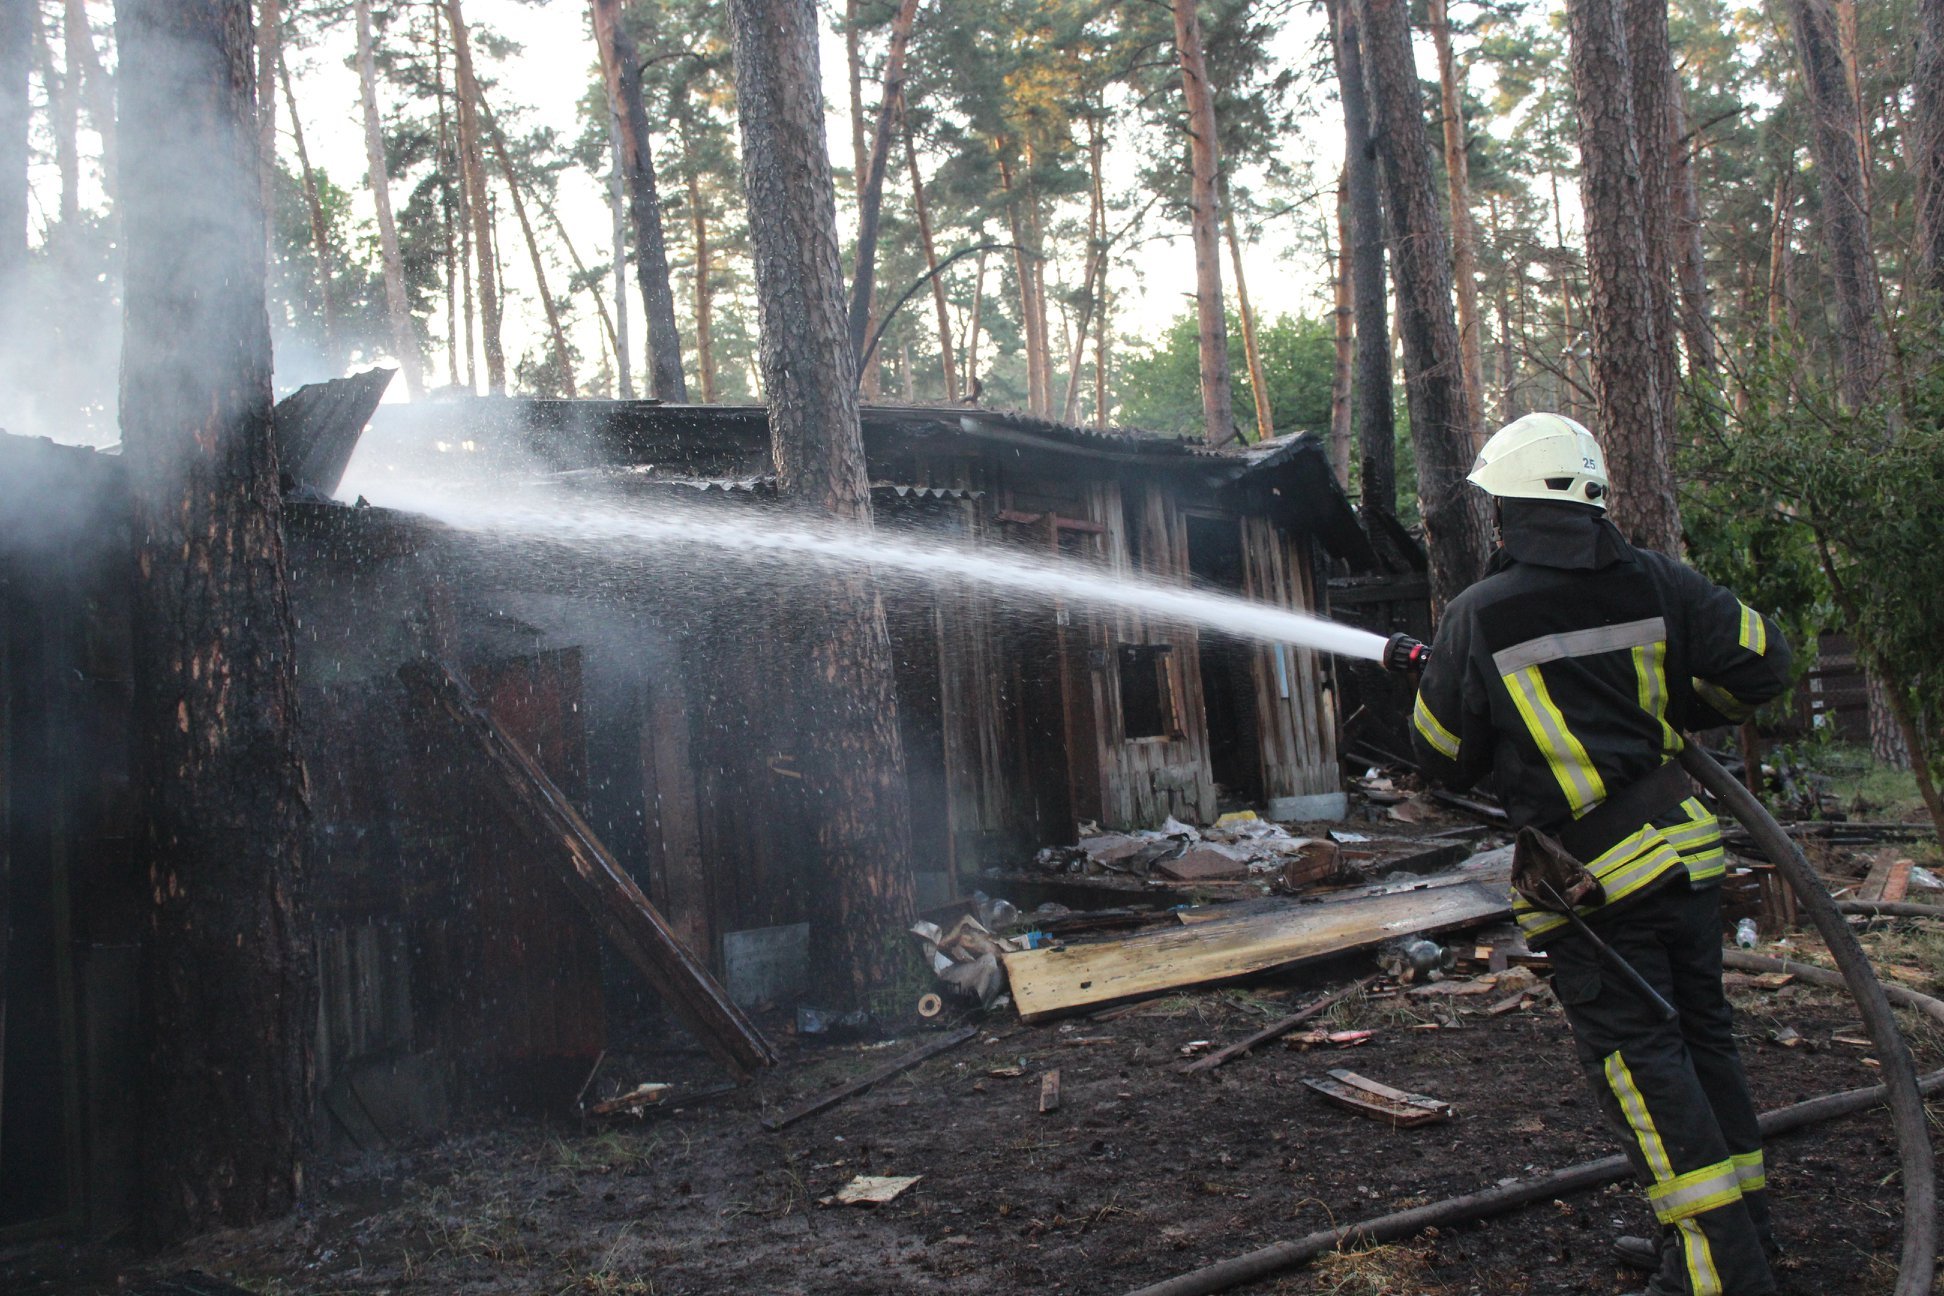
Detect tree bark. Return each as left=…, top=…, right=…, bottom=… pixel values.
left=681, top=137, right=716, bottom=402
left=1669, top=71, right=1718, bottom=386
left=254, top=0, right=277, bottom=252
left=447, top=0, right=503, bottom=392
left=847, top=0, right=920, bottom=372
left=1327, top=0, right=1396, bottom=523
left=1174, top=0, right=1235, bottom=444
left=903, top=105, right=956, bottom=401
left=1426, top=0, right=1485, bottom=446
left=590, top=0, right=685, bottom=399
left=1491, top=194, right=1520, bottom=422
left=965, top=244, right=986, bottom=398
left=1354, top=0, right=1491, bottom=609
left=277, top=53, right=336, bottom=356
left=354, top=0, right=425, bottom=397
left=997, top=154, right=1048, bottom=413
left=116, top=0, right=313, bottom=1239
left=0, top=0, right=30, bottom=287
left=1916, top=0, right=1944, bottom=289
left=1060, top=110, right=1108, bottom=423
left=726, top=0, right=915, bottom=1003
left=66, top=0, right=113, bottom=206
left=1789, top=0, right=1902, bottom=767
left=1787, top=0, right=1888, bottom=410
left=1094, top=273, right=1110, bottom=427
left=1623, top=0, right=1680, bottom=439
left=34, top=1, right=77, bottom=232
left=1766, top=165, right=1793, bottom=334
left=1223, top=180, right=1273, bottom=443
left=1567, top=0, right=1681, bottom=556
left=1330, top=177, right=1354, bottom=488
left=475, top=93, right=576, bottom=396
left=609, top=111, right=632, bottom=398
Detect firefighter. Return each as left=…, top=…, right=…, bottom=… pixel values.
left=1409, top=412, right=1792, bottom=1296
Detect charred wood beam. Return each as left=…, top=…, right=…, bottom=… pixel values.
left=399, top=658, right=777, bottom=1077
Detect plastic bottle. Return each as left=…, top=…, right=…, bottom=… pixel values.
left=1735, top=917, right=1759, bottom=949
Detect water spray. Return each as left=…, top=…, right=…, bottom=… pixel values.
left=355, top=477, right=1412, bottom=669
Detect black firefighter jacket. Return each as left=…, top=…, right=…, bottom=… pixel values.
left=1409, top=500, right=1793, bottom=942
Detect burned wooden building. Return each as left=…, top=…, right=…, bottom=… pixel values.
left=0, top=389, right=1368, bottom=1237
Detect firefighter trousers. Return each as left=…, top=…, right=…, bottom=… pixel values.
left=1549, top=877, right=1775, bottom=1296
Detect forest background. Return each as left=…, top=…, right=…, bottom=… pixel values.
left=3, top=0, right=1942, bottom=816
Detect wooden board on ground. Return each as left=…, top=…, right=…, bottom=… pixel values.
left=1001, top=881, right=1510, bottom=1021
left=1859, top=856, right=1915, bottom=904
left=1302, top=1068, right=1452, bottom=1127
left=1154, top=847, right=1251, bottom=882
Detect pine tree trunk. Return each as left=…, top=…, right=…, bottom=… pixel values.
left=433, top=6, right=456, bottom=387
left=965, top=245, right=986, bottom=398
left=278, top=54, right=336, bottom=357
left=0, top=0, right=31, bottom=288
left=66, top=0, right=112, bottom=205
left=475, top=93, right=576, bottom=396
left=1788, top=0, right=1888, bottom=410
left=1567, top=0, right=1681, bottom=555
left=846, top=0, right=920, bottom=373
left=1174, top=0, right=1235, bottom=445
left=1669, top=71, right=1718, bottom=385
left=1916, top=0, right=1944, bottom=288
left=1623, top=0, right=1681, bottom=443
left=997, top=156, right=1046, bottom=411
left=726, top=0, right=914, bottom=1004
left=1789, top=0, right=1902, bottom=767
left=116, top=0, right=313, bottom=1240
left=1492, top=196, right=1520, bottom=422
left=1427, top=0, right=1485, bottom=445
left=1327, top=0, right=1396, bottom=523
left=1766, top=165, right=1793, bottom=333
left=843, top=0, right=878, bottom=397
left=1094, top=275, right=1110, bottom=427
left=34, top=2, right=77, bottom=232
left=447, top=0, right=502, bottom=391
left=1330, top=176, right=1354, bottom=488
left=355, top=0, right=425, bottom=397
left=253, top=0, right=277, bottom=252
left=1060, top=111, right=1107, bottom=423
left=683, top=127, right=717, bottom=402
left=590, top=0, right=685, bottom=399
left=608, top=109, right=632, bottom=398
left=903, top=107, right=956, bottom=401
left=1223, top=180, right=1273, bottom=444
left=1355, top=0, right=1491, bottom=610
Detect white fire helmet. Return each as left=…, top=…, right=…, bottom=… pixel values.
left=1466, top=412, right=1610, bottom=509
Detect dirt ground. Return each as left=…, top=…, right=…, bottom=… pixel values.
left=8, top=932, right=1940, bottom=1296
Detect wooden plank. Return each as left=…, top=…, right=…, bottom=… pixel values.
left=400, top=659, right=776, bottom=1077
left=1882, top=859, right=1914, bottom=905
left=760, top=1025, right=977, bottom=1132
left=1000, top=881, right=1510, bottom=1021
left=1303, top=1068, right=1452, bottom=1127
left=1039, top=1067, right=1062, bottom=1113
left=1180, top=976, right=1379, bottom=1073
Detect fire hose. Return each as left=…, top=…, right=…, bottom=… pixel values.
left=1123, top=740, right=1937, bottom=1296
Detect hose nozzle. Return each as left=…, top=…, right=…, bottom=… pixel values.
left=1384, top=633, right=1431, bottom=673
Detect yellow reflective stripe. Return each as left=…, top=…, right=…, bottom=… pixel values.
left=1737, top=602, right=1768, bottom=656
left=1649, top=1160, right=1745, bottom=1221
left=1513, top=830, right=1684, bottom=937
left=1680, top=846, right=1727, bottom=882
left=1731, top=1149, right=1767, bottom=1192
left=1693, top=677, right=1756, bottom=723
left=1413, top=694, right=1461, bottom=759
left=1676, top=1218, right=1724, bottom=1296
left=1605, top=1051, right=1676, bottom=1179
left=1663, top=798, right=1727, bottom=881
left=1632, top=641, right=1682, bottom=751
left=1504, top=665, right=1607, bottom=814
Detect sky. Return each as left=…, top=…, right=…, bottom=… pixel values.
left=277, top=0, right=1347, bottom=402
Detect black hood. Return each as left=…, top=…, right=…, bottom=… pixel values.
left=1490, top=498, right=1634, bottom=572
